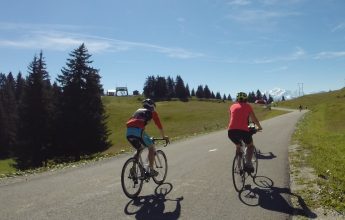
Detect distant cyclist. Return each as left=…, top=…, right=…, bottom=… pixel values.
left=228, top=92, right=263, bottom=172
left=126, top=98, right=169, bottom=177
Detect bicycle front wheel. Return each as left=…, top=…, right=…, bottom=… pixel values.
left=152, top=150, right=168, bottom=184
left=232, top=154, right=245, bottom=192
left=121, top=158, right=144, bottom=198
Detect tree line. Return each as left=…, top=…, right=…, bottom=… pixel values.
left=0, top=44, right=110, bottom=169
left=142, top=75, right=275, bottom=104
left=143, top=75, right=233, bottom=101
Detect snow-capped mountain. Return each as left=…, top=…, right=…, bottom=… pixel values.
left=264, top=88, right=298, bottom=101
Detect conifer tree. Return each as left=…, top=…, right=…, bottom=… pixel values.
left=216, top=92, right=221, bottom=100
left=175, top=75, right=187, bottom=100
left=196, top=85, right=204, bottom=98
left=56, top=44, right=110, bottom=160
left=0, top=73, right=18, bottom=157
left=16, top=52, right=53, bottom=168
left=154, top=76, right=168, bottom=100
left=227, top=94, right=232, bottom=101
left=204, top=85, right=211, bottom=99
left=185, top=84, right=191, bottom=98
left=143, top=75, right=156, bottom=98
left=191, top=88, right=195, bottom=97
left=166, top=76, right=175, bottom=99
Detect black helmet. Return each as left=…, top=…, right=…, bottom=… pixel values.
left=142, top=98, right=156, bottom=111
left=236, top=92, right=248, bottom=102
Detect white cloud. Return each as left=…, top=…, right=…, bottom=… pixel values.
left=332, top=22, right=345, bottom=32
left=227, top=0, right=251, bottom=6
left=253, top=47, right=306, bottom=63
left=0, top=27, right=203, bottom=59
left=314, top=51, right=345, bottom=59
left=228, top=9, right=300, bottom=24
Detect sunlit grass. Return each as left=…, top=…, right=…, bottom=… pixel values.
left=0, top=96, right=287, bottom=175
left=280, top=88, right=345, bottom=212
left=0, top=159, right=16, bottom=176
left=103, top=96, right=286, bottom=155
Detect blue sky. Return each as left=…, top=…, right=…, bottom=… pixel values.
left=1, top=0, right=345, bottom=97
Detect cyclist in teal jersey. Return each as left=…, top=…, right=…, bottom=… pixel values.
left=126, top=99, right=169, bottom=177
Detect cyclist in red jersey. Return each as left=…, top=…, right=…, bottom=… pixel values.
left=126, top=99, right=169, bottom=177
left=228, top=92, right=263, bottom=172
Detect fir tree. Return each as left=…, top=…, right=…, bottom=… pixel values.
left=154, top=76, right=168, bottom=100
left=175, top=75, right=187, bottom=100
left=166, top=76, right=175, bottom=99
left=185, top=84, right=191, bottom=97
left=143, top=75, right=156, bottom=98
left=204, top=85, right=211, bottom=99
left=16, top=52, right=53, bottom=168
left=56, top=44, right=110, bottom=160
left=191, top=88, right=195, bottom=97
left=196, top=85, right=204, bottom=98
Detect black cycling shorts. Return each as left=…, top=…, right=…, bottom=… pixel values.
left=228, top=129, right=253, bottom=145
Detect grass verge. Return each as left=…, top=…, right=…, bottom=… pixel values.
left=281, top=88, right=345, bottom=215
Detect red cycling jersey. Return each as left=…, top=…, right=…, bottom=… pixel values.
left=228, top=102, right=253, bottom=131
left=126, top=109, right=163, bottom=130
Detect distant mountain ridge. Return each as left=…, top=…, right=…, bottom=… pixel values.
left=264, top=88, right=298, bottom=101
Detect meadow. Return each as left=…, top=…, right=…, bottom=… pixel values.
left=279, top=88, right=345, bottom=213
left=103, top=96, right=285, bottom=155
left=0, top=96, right=285, bottom=176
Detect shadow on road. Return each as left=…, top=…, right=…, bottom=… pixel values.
left=124, top=182, right=183, bottom=220
left=256, top=150, right=277, bottom=160
left=238, top=176, right=317, bottom=219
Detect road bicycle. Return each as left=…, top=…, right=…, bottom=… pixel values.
left=121, top=137, right=169, bottom=198
left=232, top=125, right=259, bottom=192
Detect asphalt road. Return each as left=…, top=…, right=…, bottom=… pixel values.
left=0, top=109, right=311, bottom=220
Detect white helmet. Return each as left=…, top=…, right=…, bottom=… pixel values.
left=142, top=98, right=156, bottom=111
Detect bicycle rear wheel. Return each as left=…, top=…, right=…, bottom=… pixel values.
left=250, top=147, right=258, bottom=177
left=152, top=150, right=168, bottom=185
left=121, top=158, right=144, bottom=198
left=232, top=154, right=245, bottom=192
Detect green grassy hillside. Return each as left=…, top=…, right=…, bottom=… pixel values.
left=279, top=88, right=345, bottom=212
left=0, top=96, right=286, bottom=176
left=103, top=96, right=285, bottom=155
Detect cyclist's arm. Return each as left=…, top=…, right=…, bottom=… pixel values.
left=152, top=111, right=169, bottom=140
left=249, top=111, right=263, bottom=130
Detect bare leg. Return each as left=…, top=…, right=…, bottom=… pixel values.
left=148, top=146, right=155, bottom=169
left=246, top=142, right=254, bottom=163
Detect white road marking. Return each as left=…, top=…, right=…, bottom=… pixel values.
left=209, top=149, right=218, bottom=152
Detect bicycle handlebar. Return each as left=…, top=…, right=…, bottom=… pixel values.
left=152, top=137, right=170, bottom=147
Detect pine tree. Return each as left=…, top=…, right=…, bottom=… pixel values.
left=227, top=94, right=232, bottom=101
left=185, top=84, right=191, bottom=98
left=175, top=75, right=187, bottom=100
left=256, top=89, right=263, bottom=100
left=191, top=88, right=195, bottom=97
left=57, top=44, right=110, bottom=160
left=204, top=85, right=211, bottom=99
left=0, top=73, right=18, bottom=157
left=268, top=95, right=274, bottom=104
left=143, top=75, right=156, bottom=98
left=211, top=91, right=215, bottom=99
left=166, top=76, right=175, bottom=99
left=196, top=85, right=204, bottom=98
left=154, top=76, right=168, bottom=100
left=16, top=52, right=53, bottom=168
left=0, top=73, right=8, bottom=157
